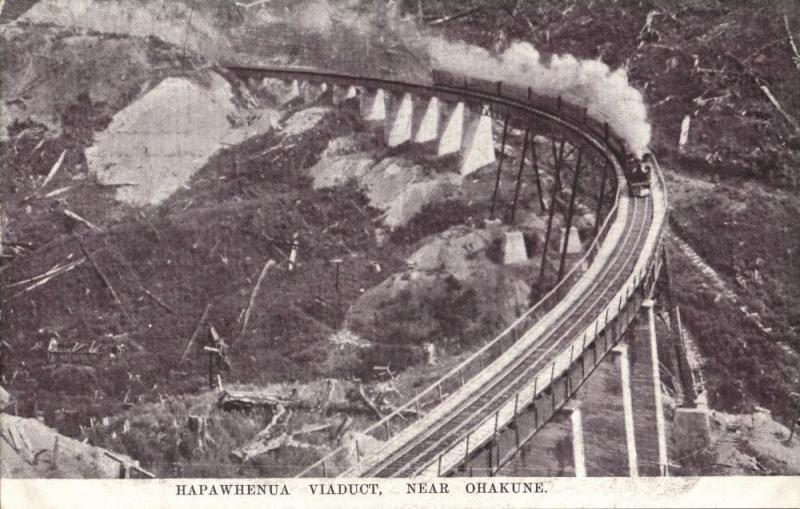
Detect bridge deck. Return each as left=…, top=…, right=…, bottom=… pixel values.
left=363, top=194, right=653, bottom=477
left=225, top=65, right=667, bottom=478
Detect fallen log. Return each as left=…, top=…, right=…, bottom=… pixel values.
left=64, top=209, right=99, bottom=231
left=757, top=79, right=800, bottom=132
left=231, top=404, right=287, bottom=462
left=233, top=431, right=317, bottom=461
left=319, top=379, right=338, bottom=413
left=217, top=388, right=288, bottom=411
left=43, top=186, right=72, bottom=198
left=237, top=259, right=276, bottom=343
left=235, top=0, right=272, bottom=9
left=41, top=150, right=66, bottom=188
left=6, top=258, right=85, bottom=289
left=74, top=233, right=132, bottom=324
left=143, top=289, right=177, bottom=315
left=785, top=15, right=800, bottom=72
left=426, top=6, right=482, bottom=26
left=724, top=52, right=800, bottom=132
left=330, top=415, right=353, bottom=444
left=180, top=303, right=210, bottom=363
left=357, top=384, right=384, bottom=420
left=296, top=423, right=332, bottom=436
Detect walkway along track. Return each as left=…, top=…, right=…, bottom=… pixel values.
left=224, top=64, right=669, bottom=477
left=369, top=194, right=651, bottom=477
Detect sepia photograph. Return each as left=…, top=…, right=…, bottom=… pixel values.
left=0, top=0, right=798, bottom=507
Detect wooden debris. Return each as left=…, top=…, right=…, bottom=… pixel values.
left=296, top=423, right=332, bottom=436
left=187, top=415, right=206, bottom=434
left=319, top=379, right=338, bottom=413
left=679, top=114, right=691, bottom=150
left=287, top=234, right=299, bottom=272
left=73, top=233, right=133, bottom=324
left=41, top=150, right=66, bottom=188
left=217, top=388, right=287, bottom=412
left=693, top=90, right=731, bottom=107
left=143, top=289, right=177, bottom=315
left=180, top=303, right=210, bottom=363
left=426, top=6, right=482, bottom=26
left=233, top=431, right=315, bottom=461
left=17, top=428, right=32, bottom=452
left=330, top=415, right=352, bottom=444
left=230, top=404, right=288, bottom=461
left=235, top=0, right=273, bottom=10
left=51, top=436, right=59, bottom=467
left=724, top=52, right=800, bottom=132
left=93, top=181, right=138, bottom=188
left=245, top=143, right=297, bottom=162
left=785, top=15, right=800, bottom=72
left=357, top=383, right=384, bottom=419
left=8, top=258, right=86, bottom=299
left=233, top=417, right=330, bottom=462
left=43, top=186, right=73, bottom=198
left=64, top=209, right=99, bottom=231
left=237, top=259, right=276, bottom=343
left=32, top=449, right=48, bottom=465
left=756, top=79, right=800, bottom=132
left=4, top=428, right=18, bottom=452
left=6, top=257, right=85, bottom=289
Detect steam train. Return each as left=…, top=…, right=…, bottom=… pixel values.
left=431, top=69, right=652, bottom=197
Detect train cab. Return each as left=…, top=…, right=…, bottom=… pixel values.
left=629, top=153, right=653, bottom=197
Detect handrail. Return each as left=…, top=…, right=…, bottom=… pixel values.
left=427, top=155, right=668, bottom=477
left=244, top=66, right=631, bottom=478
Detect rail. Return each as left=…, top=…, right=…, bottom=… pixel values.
left=227, top=67, right=628, bottom=478
left=425, top=156, right=666, bottom=476
left=223, top=65, right=668, bottom=478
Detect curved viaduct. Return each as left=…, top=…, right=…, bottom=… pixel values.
left=225, top=64, right=671, bottom=478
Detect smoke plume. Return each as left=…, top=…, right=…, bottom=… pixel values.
left=428, top=39, right=651, bottom=156
left=266, top=1, right=652, bottom=156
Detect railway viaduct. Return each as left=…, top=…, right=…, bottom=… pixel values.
left=225, top=65, right=706, bottom=478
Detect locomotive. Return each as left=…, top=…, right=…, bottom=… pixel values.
left=628, top=153, right=653, bottom=197
left=431, top=69, right=652, bottom=197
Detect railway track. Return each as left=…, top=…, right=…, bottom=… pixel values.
left=224, top=64, right=666, bottom=478
left=368, top=195, right=652, bottom=476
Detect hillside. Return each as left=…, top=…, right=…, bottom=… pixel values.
left=1, top=0, right=799, bottom=476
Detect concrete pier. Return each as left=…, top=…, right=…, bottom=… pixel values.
left=460, top=109, right=496, bottom=175
left=286, top=79, right=300, bottom=103
left=578, top=349, right=630, bottom=476
left=673, top=407, right=711, bottom=457
left=386, top=92, right=414, bottom=147
left=625, top=308, right=665, bottom=476
left=559, top=227, right=583, bottom=255
left=261, top=78, right=300, bottom=105
left=331, top=84, right=357, bottom=105
left=641, top=299, right=669, bottom=475
left=301, top=81, right=327, bottom=104
left=437, top=102, right=465, bottom=156
left=613, top=342, right=639, bottom=477
left=413, top=96, right=440, bottom=144
left=360, top=89, right=386, bottom=122
left=502, top=231, right=528, bottom=265
left=566, top=403, right=587, bottom=477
